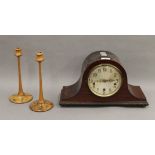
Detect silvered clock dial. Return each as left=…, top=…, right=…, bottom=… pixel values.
left=88, top=64, right=122, bottom=97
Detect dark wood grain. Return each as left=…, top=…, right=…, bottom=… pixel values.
left=60, top=51, right=148, bottom=107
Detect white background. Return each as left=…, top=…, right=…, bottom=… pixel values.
left=0, top=0, right=155, bottom=155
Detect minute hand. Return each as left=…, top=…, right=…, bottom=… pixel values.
left=99, top=79, right=115, bottom=82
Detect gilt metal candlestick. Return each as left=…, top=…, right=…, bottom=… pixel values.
left=30, top=52, right=54, bottom=112
left=9, top=48, right=33, bottom=104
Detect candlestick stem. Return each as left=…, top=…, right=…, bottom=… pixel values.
left=17, top=57, right=24, bottom=96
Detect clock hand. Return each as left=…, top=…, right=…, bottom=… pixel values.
left=97, top=79, right=115, bottom=82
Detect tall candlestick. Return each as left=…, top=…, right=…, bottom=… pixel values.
left=30, top=52, right=54, bottom=112
left=9, top=48, right=33, bottom=104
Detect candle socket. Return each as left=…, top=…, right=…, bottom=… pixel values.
left=30, top=52, right=54, bottom=112
left=15, top=48, right=22, bottom=57
left=9, top=48, right=33, bottom=104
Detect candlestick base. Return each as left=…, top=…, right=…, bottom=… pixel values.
left=30, top=100, right=54, bottom=112
left=9, top=93, right=33, bottom=104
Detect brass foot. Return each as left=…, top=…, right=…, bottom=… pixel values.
left=30, top=100, right=54, bottom=112
left=9, top=93, right=33, bottom=104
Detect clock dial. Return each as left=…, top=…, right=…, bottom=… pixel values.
left=88, top=64, right=122, bottom=97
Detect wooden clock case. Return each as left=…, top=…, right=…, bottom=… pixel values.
left=59, top=51, right=148, bottom=107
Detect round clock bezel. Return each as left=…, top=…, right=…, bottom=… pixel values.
left=87, top=63, right=123, bottom=97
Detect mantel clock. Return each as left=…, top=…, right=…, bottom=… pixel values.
left=60, top=51, right=148, bottom=107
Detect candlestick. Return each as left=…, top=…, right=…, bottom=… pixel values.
left=30, top=52, right=54, bottom=112
left=9, top=48, right=33, bottom=104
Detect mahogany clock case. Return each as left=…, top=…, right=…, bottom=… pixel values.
left=60, top=51, right=148, bottom=107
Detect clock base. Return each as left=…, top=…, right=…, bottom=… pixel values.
left=59, top=84, right=148, bottom=107
left=60, top=101, right=148, bottom=107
